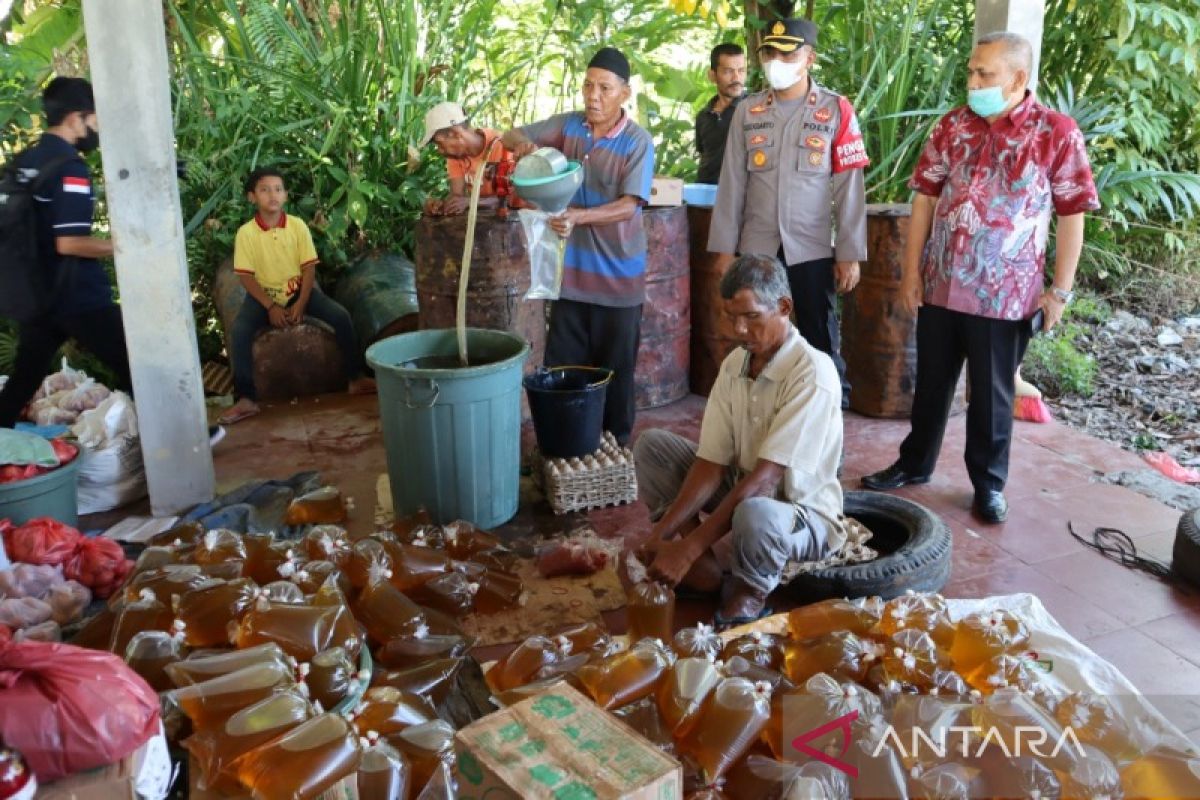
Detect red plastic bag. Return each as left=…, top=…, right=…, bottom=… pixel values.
left=63, top=537, right=132, bottom=599
left=0, top=441, right=77, bottom=484
left=1143, top=451, right=1200, bottom=484
left=50, top=439, right=78, bottom=467
left=537, top=542, right=609, bottom=577
left=0, top=640, right=160, bottom=781
left=0, top=625, right=11, bottom=645
left=2, top=518, right=81, bottom=566
left=0, top=463, right=45, bottom=483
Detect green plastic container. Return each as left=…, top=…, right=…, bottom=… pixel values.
left=367, top=328, right=530, bottom=529
left=0, top=456, right=81, bottom=528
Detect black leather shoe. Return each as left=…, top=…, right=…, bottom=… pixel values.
left=861, top=463, right=931, bottom=490
left=974, top=490, right=1008, bottom=524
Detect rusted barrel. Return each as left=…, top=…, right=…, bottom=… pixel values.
left=414, top=211, right=545, bottom=373
left=686, top=204, right=736, bottom=397
left=840, top=205, right=967, bottom=418
left=841, top=204, right=915, bottom=417
left=636, top=206, right=691, bottom=409
left=334, top=252, right=419, bottom=353
left=213, top=260, right=346, bottom=402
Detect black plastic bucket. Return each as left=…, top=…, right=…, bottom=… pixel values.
left=523, top=366, right=613, bottom=458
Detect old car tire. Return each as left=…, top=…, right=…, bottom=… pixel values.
left=784, top=491, right=953, bottom=603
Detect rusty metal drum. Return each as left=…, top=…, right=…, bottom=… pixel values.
left=841, top=204, right=918, bottom=418
left=414, top=210, right=546, bottom=373
left=636, top=206, right=691, bottom=409
left=213, top=260, right=346, bottom=402
left=686, top=204, right=736, bottom=397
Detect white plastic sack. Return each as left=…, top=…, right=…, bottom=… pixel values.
left=76, top=434, right=147, bottom=515
left=59, top=378, right=110, bottom=414
left=33, top=358, right=89, bottom=401
left=519, top=208, right=565, bottom=300
left=25, top=360, right=110, bottom=426
left=71, top=391, right=138, bottom=449
left=30, top=391, right=76, bottom=426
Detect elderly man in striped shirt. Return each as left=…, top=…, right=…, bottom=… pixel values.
left=503, top=47, right=656, bottom=445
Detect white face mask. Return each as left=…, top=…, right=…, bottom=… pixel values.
left=764, top=58, right=803, bottom=91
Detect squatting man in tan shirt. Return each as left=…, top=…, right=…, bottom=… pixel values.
left=634, top=255, right=848, bottom=627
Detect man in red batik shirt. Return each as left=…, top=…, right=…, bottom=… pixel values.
left=862, top=32, right=1100, bottom=524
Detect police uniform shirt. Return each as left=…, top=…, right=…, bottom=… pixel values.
left=707, top=81, right=870, bottom=265
left=24, top=133, right=114, bottom=313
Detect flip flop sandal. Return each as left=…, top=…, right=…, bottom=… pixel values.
left=218, top=405, right=260, bottom=425
left=713, top=606, right=775, bottom=631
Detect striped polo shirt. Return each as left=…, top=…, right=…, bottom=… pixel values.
left=521, top=111, right=655, bottom=308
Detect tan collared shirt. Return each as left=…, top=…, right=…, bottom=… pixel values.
left=697, top=324, right=847, bottom=550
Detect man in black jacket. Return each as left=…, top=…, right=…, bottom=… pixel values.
left=0, top=77, right=130, bottom=428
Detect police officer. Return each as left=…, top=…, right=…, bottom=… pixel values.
left=0, top=77, right=131, bottom=428
left=708, top=18, right=869, bottom=407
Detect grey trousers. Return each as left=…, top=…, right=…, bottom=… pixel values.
left=633, top=429, right=828, bottom=595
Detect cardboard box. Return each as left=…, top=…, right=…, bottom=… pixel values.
left=455, top=684, right=681, bottom=800
left=37, top=730, right=171, bottom=800
left=187, top=758, right=358, bottom=800
left=648, top=176, right=683, bottom=206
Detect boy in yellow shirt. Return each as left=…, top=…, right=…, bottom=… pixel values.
left=220, top=168, right=375, bottom=424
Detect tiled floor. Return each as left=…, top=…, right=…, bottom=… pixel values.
left=195, top=389, right=1200, bottom=741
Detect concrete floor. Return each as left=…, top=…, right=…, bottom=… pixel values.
left=199, top=389, right=1200, bottom=743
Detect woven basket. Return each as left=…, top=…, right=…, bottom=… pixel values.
left=532, top=432, right=638, bottom=515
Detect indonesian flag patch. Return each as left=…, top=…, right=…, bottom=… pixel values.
left=62, top=176, right=90, bottom=194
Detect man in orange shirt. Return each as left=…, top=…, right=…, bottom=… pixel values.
left=421, top=102, right=514, bottom=216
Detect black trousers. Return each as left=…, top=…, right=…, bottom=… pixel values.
left=545, top=299, right=642, bottom=445
left=0, top=305, right=133, bottom=428
left=898, top=304, right=1032, bottom=493
left=783, top=254, right=850, bottom=405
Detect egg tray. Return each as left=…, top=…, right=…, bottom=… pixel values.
left=530, top=432, right=638, bottom=515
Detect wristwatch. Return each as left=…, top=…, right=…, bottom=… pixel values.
left=1050, top=287, right=1074, bottom=304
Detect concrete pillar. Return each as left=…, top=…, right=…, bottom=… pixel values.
left=82, top=0, right=215, bottom=514
left=975, top=0, right=1046, bottom=90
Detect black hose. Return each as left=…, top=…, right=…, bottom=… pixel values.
left=1068, top=522, right=1189, bottom=591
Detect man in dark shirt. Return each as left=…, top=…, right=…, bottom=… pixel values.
left=694, top=43, right=746, bottom=185
left=0, top=77, right=130, bottom=428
